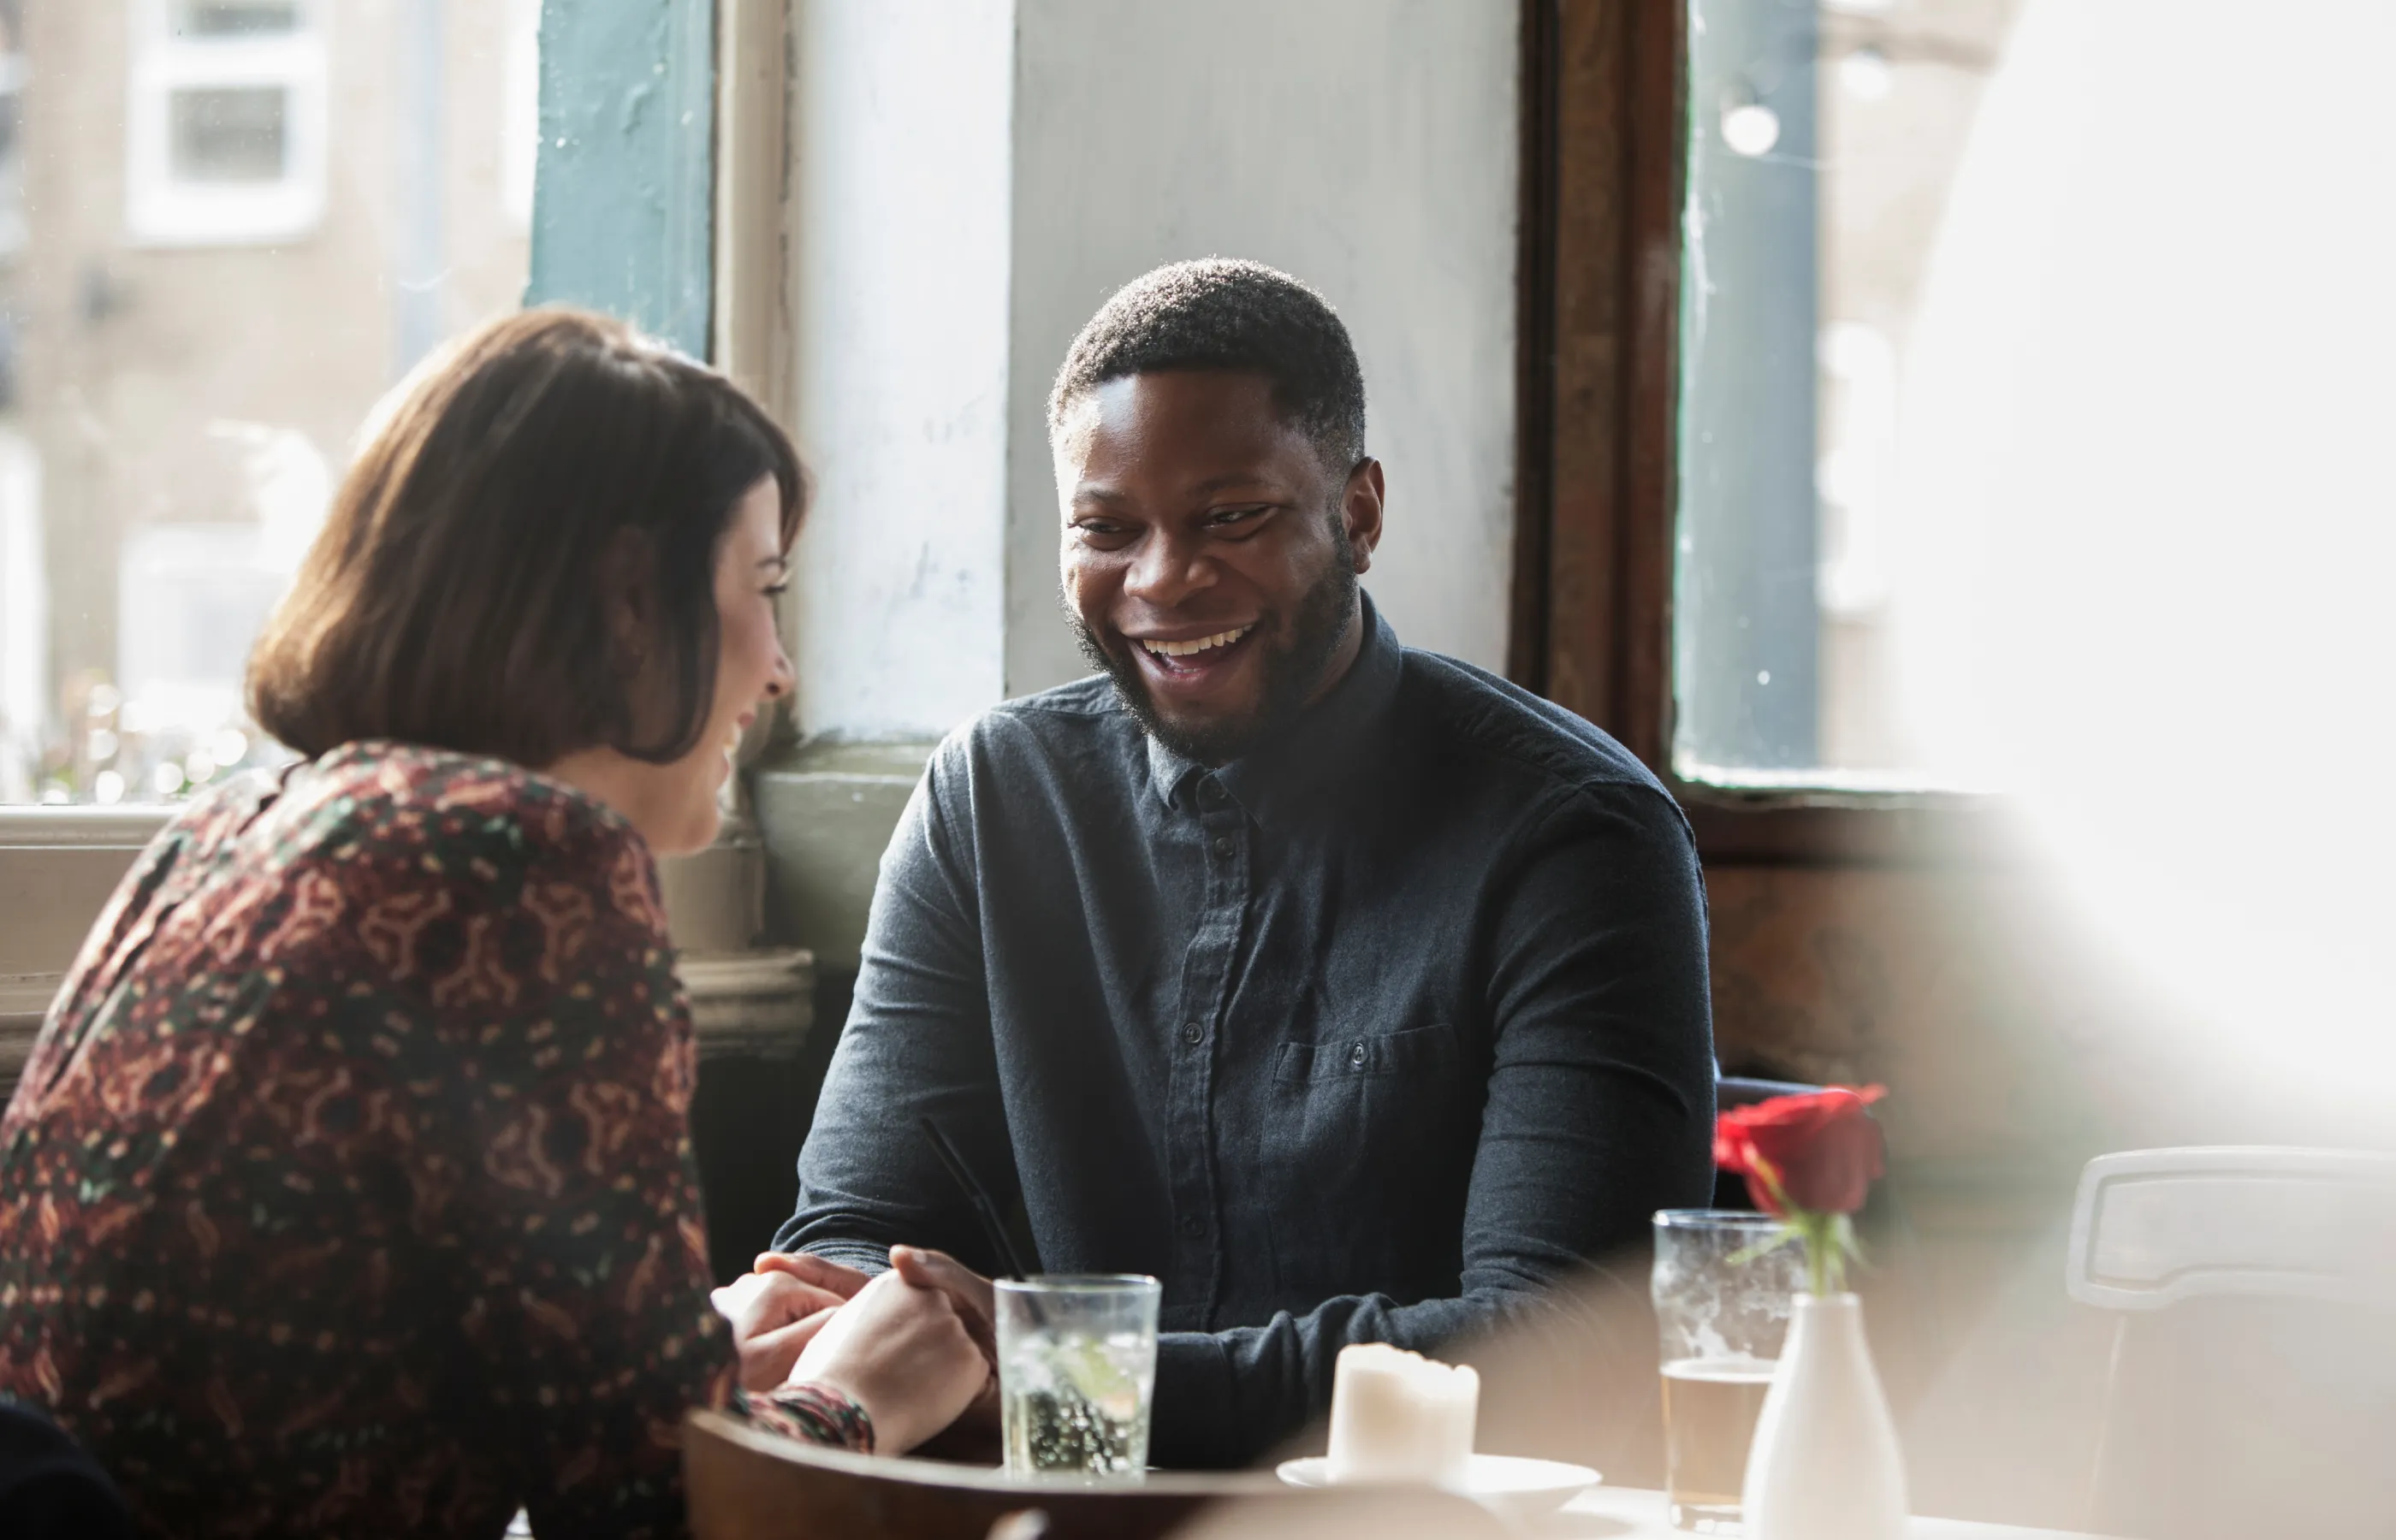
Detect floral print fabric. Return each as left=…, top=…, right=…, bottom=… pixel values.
left=0, top=743, right=732, bottom=1538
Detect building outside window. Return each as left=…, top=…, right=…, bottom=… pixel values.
left=0, top=3, right=26, bottom=261
left=125, top=0, right=330, bottom=247
left=0, top=0, right=536, bottom=804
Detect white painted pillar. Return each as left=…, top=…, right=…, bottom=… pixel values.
left=786, top=0, right=1016, bottom=742
left=782, top=0, right=1519, bottom=740
left=1000, top=0, right=1521, bottom=699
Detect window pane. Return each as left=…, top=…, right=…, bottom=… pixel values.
left=1680, top=0, right=2026, bottom=789
left=0, top=3, right=537, bottom=804
left=1678, top=0, right=2396, bottom=794
left=169, top=86, right=287, bottom=182
left=175, top=3, right=302, bottom=40
left=0, top=34, right=21, bottom=261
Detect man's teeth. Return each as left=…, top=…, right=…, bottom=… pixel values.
left=1141, top=625, right=1254, bottom=659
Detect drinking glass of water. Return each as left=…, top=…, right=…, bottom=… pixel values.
left=1652, top=1210, right=1804, bottom=1533
left=995, top=1274, right=1162, bottom=1482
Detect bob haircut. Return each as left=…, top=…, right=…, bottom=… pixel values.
left=249, top=307, right=804, bottom=769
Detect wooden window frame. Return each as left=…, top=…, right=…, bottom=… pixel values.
left=1512, top=0, right=1995, bottom=868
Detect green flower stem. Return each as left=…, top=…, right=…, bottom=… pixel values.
left=1750, top=1162, right=1856, bottom=1295
left=1793, top=1211, right=1841, bottom=1295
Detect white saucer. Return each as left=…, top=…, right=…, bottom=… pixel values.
left=1275, top=1454, right=1601, bottom=1517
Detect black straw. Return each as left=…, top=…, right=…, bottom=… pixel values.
left=918, top=1115, right=1036, bottom=1282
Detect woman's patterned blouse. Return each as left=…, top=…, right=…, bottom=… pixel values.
left=0, top=743, right=740, bottom=1538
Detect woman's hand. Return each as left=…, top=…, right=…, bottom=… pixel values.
left=788, top=1269, right=993, bottom=1454
left=711, top=1253, right=873, bottom=1391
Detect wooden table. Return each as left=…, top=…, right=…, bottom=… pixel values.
left=1545, top=1487, right=2114, bottom=1539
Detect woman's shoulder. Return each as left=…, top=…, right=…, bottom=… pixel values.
left=245, top=741, right=667, bottom=935
left=279, top=741, right=638, bottom=862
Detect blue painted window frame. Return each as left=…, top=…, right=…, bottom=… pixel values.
left=524, top=0, right=716, bottom=359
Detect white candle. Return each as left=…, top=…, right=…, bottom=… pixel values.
left=1324, top=1342, right=1480, bottom=1484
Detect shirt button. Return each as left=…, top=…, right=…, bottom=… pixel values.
left=1211, top=834, right=1233, bottom=857
left=1349, top=1041, right=1369, bottom=1069
left=1179, top=1214, right=1206, bottom=1239
left=1180, top=1021, right=1204, bottom=1045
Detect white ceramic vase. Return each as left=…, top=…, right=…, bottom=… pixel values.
left=1741, top=1292, right=1907, bottom=1540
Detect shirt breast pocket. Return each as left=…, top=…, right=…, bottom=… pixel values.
left=1272, top=1023, right=1460, bottom=1085
left=1268, top=1024, right=1477, bottom=1259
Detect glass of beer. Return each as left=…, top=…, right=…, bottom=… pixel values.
left=1652, top=1210, right=1803, bottom=1533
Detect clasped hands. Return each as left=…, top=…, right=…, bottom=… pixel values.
left=709, top=1246, right=999, bottom=1455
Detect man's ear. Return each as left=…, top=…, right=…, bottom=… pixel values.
left=1342, top=458, right=1386, bottom=576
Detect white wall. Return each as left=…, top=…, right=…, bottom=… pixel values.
left=784, top=0, right=1520, bottom=735
left=786, top=0, right=1015, bottom=739
left=1002, top=0, right=1521, bottom=696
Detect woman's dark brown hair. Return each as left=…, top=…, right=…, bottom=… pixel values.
left=249, top=307, right=804, bottom=767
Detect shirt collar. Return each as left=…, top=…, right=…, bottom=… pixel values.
left=1143, top=591, right=1403, bottom=827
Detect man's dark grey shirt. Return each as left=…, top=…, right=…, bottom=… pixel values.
left=780, top=600, right=1716, bottom=1466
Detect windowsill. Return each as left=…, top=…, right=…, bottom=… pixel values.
left=0, top=807, right=174, bottom=846
left=1675, top=762, right=2001, bottom=798
left=0, top=825, right=150, bottom=1012
left=679, top=948, right=817, bottom=1060
left=122, top=210, right=326, bottom=248
left=750, top=738, right=936, bottom=974
left=1674, top=782, right=2017, bottom=868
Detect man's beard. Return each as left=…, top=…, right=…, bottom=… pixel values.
left=1070, top=540, right=1358, bottom=767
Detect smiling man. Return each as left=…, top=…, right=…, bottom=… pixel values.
left=768, top=260, right=1716, bottom=1466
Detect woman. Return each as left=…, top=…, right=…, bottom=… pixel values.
left=0, top=310, right=989, bottom=1537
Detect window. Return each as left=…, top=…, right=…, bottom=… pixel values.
left=0, top=1, right=535, bottom=804
left=1672, top=0, right=2394, bottom=798
left=3, top=0, right=754, bottom=1053
left=1675, top=0, right=2022, bottom=791
left=125, top=0, right=330, bottom=246
left=115, top=521, right=297, bottom=801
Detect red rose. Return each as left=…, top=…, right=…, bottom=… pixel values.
left=1714, top=1085, right=1888, bottom=1217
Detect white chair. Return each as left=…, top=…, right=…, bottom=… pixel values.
left=2065, top=1146, right=2396, bottom=1538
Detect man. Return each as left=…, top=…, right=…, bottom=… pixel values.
left=751, top=259, right=1714, bottom=1466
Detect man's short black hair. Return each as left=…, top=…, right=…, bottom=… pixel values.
left=1048, top=258, right=1367, bottom=472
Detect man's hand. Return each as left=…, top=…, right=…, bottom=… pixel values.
left=886, top=1246, right=997, bottom=1355
left=886, top=1247, right=1004, bottom=1455
left=713, top=1252, right=875, bottom=1391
